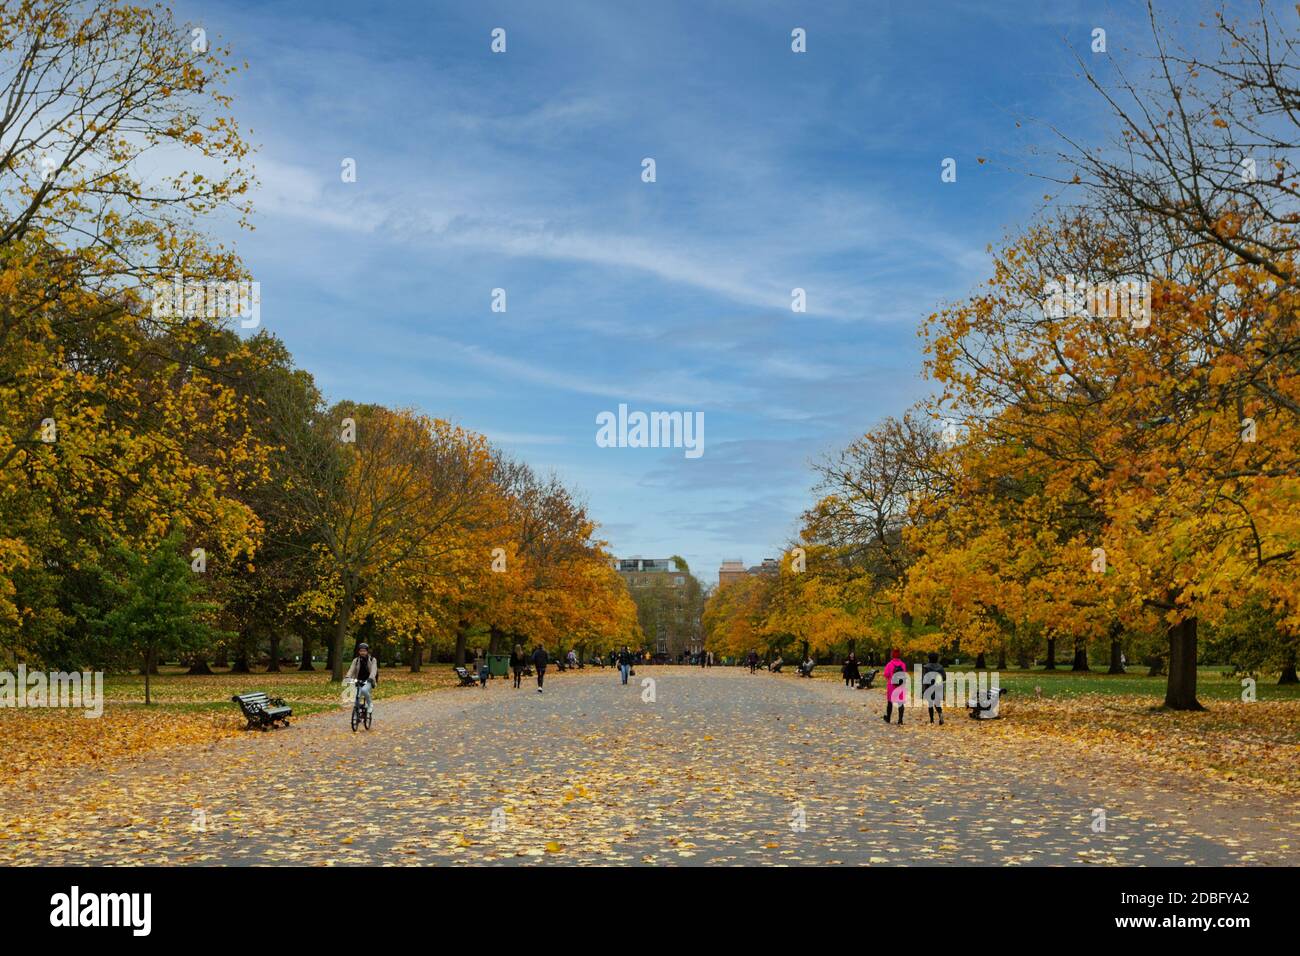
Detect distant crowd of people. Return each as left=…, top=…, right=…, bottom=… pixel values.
left=467, top=643, right=991, bottom=722
left=736, top=646, right=1001, bottom=724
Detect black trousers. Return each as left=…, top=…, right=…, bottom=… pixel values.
left=885, top=701, right=904, bottom=723
left=512, top=668, right=522, bottom=688
left=536, top=666, right=546, bottom=688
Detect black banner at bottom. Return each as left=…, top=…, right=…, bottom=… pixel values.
left=3, top=864, right=1277, bottom=943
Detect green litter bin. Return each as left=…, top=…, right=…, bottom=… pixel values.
left=487, top=653, right=509, bottom=677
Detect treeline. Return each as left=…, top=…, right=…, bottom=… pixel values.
left=0, top=1, right=640, bottom=695
left=705, top=4, right=1300, bottom=709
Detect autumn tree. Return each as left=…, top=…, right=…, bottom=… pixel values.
left=0, top=0, right=263, bottom=667
left=270, top=398, right=499, bottom=680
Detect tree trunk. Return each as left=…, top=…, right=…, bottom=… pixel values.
left=1279, top=650, right=1298, bottom=685
left=299, top=631, right=315, bottom=670
left=409, top=638, right=423, bottom=673
left=213, top=646, right=228, bottom=668
left=974, top=651, right=986, bottom=670
left=996, top=645, right=1007, bottom=670
left=330, top=587, right=354, bottom=682
left=1164, top=616, right=1203, bottom=710
left=144, top=648, right=153, bottom=705
left=230, top=632, right=251, bottom=674
left=186, top=657, right=213, bottom=675
left=1071, top=640, right=1090, bottom=671
left=1016, top=646, right=1030, bottom=669
left=848, top=637, right=856, bottom=655
left=267, top=632, right=281, bottom=673
left=1107, top=627, right=1124, bottom=674
left=1044, top=637, right=1056, bottom=669
left=454, top=629, right=468, bottom=668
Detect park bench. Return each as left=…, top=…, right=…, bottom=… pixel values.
left=969, top=687, right=1008, bottom=720
left=857, top=669, right=878, bottom=689
left=231, top=692, right=292, bottom=731
left=454, top=666, right=478, bottom=687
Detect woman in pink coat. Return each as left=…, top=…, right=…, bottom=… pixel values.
left=882, top=648, right=907, bottom=725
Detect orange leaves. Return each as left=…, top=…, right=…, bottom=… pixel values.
left=905, top=209, right=1300, bottom=687
left=0, top=705, right=242, bottom=789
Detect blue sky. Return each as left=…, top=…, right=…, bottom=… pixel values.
left=182, top=0, right=1170, bottom=586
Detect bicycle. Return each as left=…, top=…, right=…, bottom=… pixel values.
left=347, top=678, right=373, bottom=731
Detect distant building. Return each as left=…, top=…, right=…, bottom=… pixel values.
left=615, top=557, right=697, bottom=656
left=718, top=556, right=779, bottom=587
left=718, top=559, right=747, bottom=588
left=616, top=557, right=687, bottom=590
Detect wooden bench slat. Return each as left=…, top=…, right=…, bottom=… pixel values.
left=231, top=692, right=293, bottom=729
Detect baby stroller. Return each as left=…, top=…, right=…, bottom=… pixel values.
left=968, top=687, right=1007, bottom=719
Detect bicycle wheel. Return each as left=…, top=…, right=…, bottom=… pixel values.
left=364, top=707, right=372, bottom=730
left=350, top=702, right=360, bottom=732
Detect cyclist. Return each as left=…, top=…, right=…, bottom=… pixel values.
left=345, top=642, right=379, bottom=716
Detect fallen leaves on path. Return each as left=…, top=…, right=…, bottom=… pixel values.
left=1, top=669, right=1295, bottom=867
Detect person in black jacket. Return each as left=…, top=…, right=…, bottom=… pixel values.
left=531, top=644, right=549, bottom=693
left=922, top=652, right=946, bottom=724
left=617, top=646, right=634, bottom=685
left=842, top=652, right=861, bottom=688
left=510, top=644, right=527, bottom=689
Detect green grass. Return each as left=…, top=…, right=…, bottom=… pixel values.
left=990, top=666, right=1300, bottom=701
left=101, top=663, right=462, bottom=714
left=813, top=664, right=1300, bottom=701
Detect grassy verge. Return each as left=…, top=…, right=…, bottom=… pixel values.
left=798, top=665, right=1300, bottom=794
left=0, top=665, right=461, bottom=788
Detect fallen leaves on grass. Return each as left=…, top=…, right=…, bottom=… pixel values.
left=0, top=706, right=242, bottom=788
left=980, top=695, right=1300, bottom=796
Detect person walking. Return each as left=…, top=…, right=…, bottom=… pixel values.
left=747, top=649, right=759, bottom=675
left=882, top=648, right=907, bottom=724
left=532, top=644, right=549, bottom=693
left=921, top=652, right=946, bottom=724
left=510, top=643, right=526, bottom=689
left=618, top=645, right=634, bottom=685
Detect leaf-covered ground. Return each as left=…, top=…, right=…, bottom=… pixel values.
left=0, top=666, right=458, bottom=793
left=2, top=667, right=1295, bottom=866
left=807, top=666, right=1300, bottom=795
